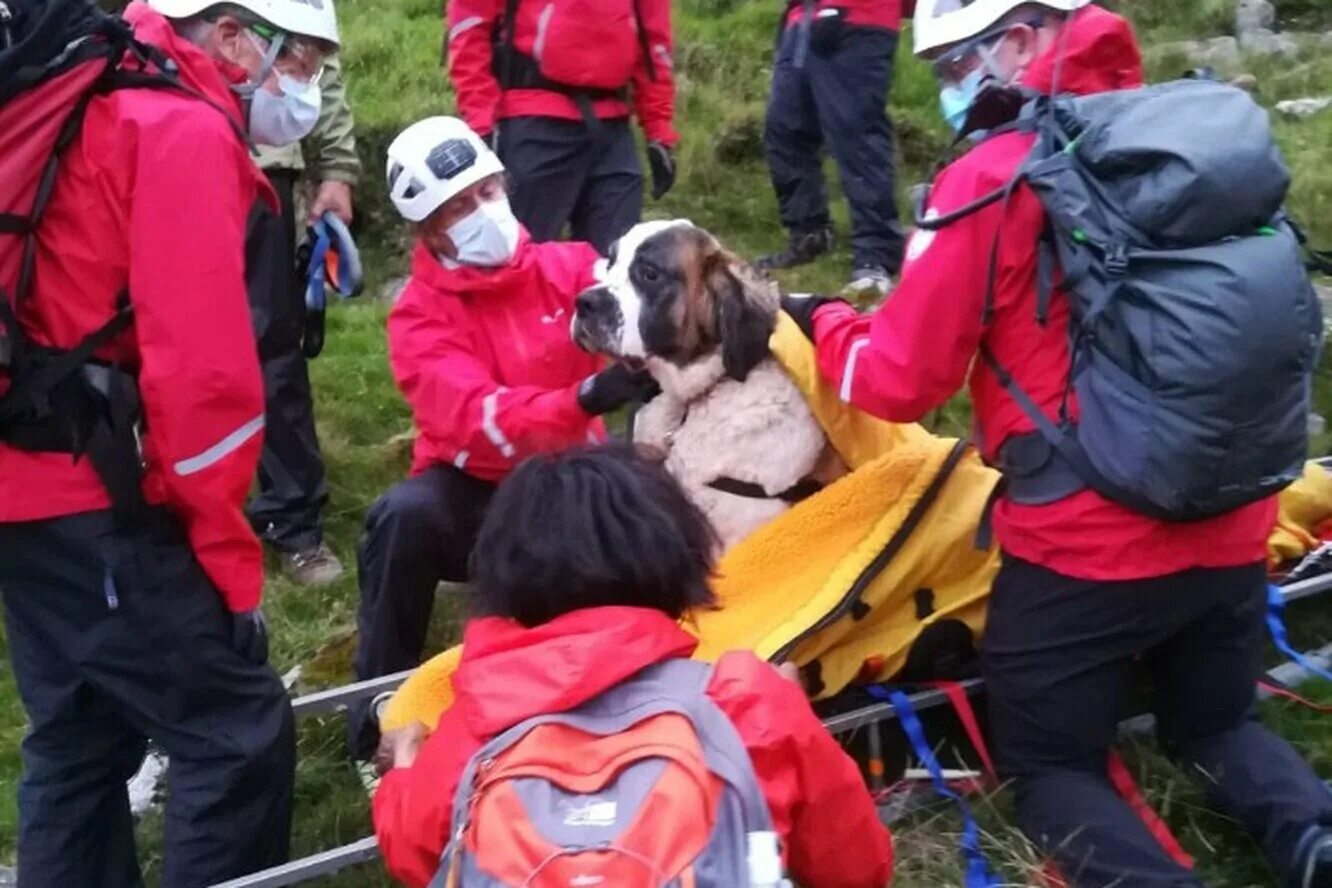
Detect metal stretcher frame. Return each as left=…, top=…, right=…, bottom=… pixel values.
left=210, top=569, right=1332, bottom=887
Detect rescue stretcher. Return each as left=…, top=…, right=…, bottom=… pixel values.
left=210, top=570, right=1332, bottom=888
left=207, top=319, right=1332, bottom=886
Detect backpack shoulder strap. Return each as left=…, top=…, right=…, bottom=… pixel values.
left=632, top=0, right=656, bottom=83
left=496, top=0, right=521, bottom=90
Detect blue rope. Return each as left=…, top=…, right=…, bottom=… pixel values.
left=1267, top=584, right=1332, bottom=684
left=869, top=686, right=1001, bottom=888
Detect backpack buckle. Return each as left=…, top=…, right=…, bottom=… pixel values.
left=1105, top=244, right=1129, bottom=278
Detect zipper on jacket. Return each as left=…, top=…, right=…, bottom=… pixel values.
left=770, top=439, right=972, bottom=663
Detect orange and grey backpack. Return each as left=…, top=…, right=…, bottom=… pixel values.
left=432, top=659, right=780, bottom=887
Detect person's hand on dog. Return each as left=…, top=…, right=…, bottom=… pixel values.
left=578, top=363, right=661, bottom=416
left=781, top=293, right=849, bottom=343
left=377, top=721, right=428, bottom=775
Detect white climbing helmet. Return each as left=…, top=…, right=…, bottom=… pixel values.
left=912, top=0, right=1090, bottom=57
left=385, top=116, right=506, bottom=223
left=148, top=0, right=341, bottom=48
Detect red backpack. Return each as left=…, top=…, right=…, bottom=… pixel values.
left=0, top=0, right=219, bottom=516
left=494, top=0, right=655, bottom=107
left=433, top=659, right=781, bottom=888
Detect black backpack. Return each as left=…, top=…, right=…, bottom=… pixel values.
left=920, top=78, right=1325, bottom=521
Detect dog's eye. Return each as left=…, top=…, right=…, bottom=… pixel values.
left=638, top=263, right=661, bottom=283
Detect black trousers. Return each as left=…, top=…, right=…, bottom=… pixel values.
left=245, top=169, right=329, bottom=554
left=0, top=510, right=295, bottom=888
left=498, top=116, right=643, bottom=254
left=347, top=466, right=496, bottom=759
left=763, top=24, right=906, bottom=273
left=983, top=556, right=1332, bottom=887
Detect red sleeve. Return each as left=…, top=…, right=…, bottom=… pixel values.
left=811, top=155, right=1006, bottom=425
left=708, top=652, right=893, bottom=888
left=632, top=0, right=678, bottom=146
left=129, top=111, right=266, bottom=612
left=373, top=709, right=478, bottom=887
left=388, top=294, right=594, bottom=481
left=447, top=0, right=503, bottom=136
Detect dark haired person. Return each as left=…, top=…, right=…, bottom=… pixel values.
left=346, top=117, right=658, bottom=777
left=371, top=445, right=893, bottom=888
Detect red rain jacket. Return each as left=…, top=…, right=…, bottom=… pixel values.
left=811, top=5, right=1275, bottom=581
left=784, top=0, right=913, bottom=35
left=446, top=0, right=678, bottom=145
left=388, top=235, right=606, bottom=481
left=0, top=3, right=275, bottom=611
left=373, top=606, right=894, bottom=887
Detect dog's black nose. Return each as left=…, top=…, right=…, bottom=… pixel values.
left=575, top=287, right=611, bottom=317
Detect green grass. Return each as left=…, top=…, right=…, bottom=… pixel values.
left=3, top=0, right=1332, bottom=883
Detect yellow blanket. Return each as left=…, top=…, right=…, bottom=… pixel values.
left=382, top=316, right=1332, bottom=732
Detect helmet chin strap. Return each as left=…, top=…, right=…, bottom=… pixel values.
left=230, top=28, right=285, bottom=98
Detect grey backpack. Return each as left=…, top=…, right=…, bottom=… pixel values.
left=928, top=79, right=1323, bottom=521
left=430, top=659, right=777, bottom=887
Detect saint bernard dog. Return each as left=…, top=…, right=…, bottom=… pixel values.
left=572, top=219, right=846, bottom=551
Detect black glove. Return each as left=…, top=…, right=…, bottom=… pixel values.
left=781, top=293, right=848, bottom=342
left=231, top=609, right=270, bottom=665
left=646, top=141, right=676, bottom=200
left=578, top=364, right=660, bottom=416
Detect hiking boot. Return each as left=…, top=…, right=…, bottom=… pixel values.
left=756, top=226, right=833, bottom=271
left=282, top=543, right=344, bottom=586
left=1288, top=824, right=1332, bottom=888
left=843, top=266, right=894, bottom=300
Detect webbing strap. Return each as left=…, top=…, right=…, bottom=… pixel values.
left=871, top=686, right=1002, bottom=888
left=928, top=680, right=996, bottom=780
left=1258, top=679, right=1332, bottom=714
left=1266, top=584, right=1332, bottom=684
left=1105, top=751, right=1195, bottom=870
left=0, top=213, right=30, bottom=234
left=1035, top=231, right=1055, bottom=326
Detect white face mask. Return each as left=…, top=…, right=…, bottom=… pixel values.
left=446, top=197, right=520, bottom=267
left=249, top=74, right=322, bottom=147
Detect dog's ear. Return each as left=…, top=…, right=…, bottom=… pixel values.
left=706, top=254, right=776, bottom=382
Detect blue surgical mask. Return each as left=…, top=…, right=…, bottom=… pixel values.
left=940, top=66, right=986, bottom=134
left=939, top=40, right=1012, bottom=135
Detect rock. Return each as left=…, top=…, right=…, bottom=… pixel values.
left=1316, top=283, right=1332, bottom=317
left=1275, top=97, right=1332, bottom=117
left=1228, top=72, right=1259, bottom=92
left=1235, top=0, right=1276, bottom=36
left=1155, top=35, right=1243, bottom=71
left=1193, top=36, right=1241, bottom=69
left=1239, top=27, right=1300, bottom=58
left=378, top=275, right=409, bottom=304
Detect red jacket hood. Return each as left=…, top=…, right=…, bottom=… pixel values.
left=1021, top=5, right=1143, bottom=96
left=451, top=607, right=699, bottom=737
left=409, top=229, right=548, bottom=300
left=122, top=2, right=251, bottom=124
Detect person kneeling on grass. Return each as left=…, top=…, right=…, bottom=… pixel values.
left=346, top=116, right=660, bottom=779
left=372, top=444, right=894, bottom=888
